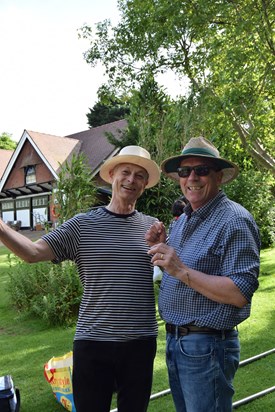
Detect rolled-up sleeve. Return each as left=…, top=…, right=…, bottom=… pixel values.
left=222, top=216, right=260, bottom=302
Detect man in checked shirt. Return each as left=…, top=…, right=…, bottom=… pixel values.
left=146, top=136, right=260, bottom=412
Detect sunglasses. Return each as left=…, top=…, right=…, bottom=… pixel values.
left=177, top=165, right=219, bottom=178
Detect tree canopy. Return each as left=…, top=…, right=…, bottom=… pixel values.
left=80, top=0, right=275, bottom=174
left=86, top=86, right=130, bottom=127
left=0, top=132, right=17, bottom=150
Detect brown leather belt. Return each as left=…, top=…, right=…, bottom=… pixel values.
left=165, top=323, right=232, bottom=336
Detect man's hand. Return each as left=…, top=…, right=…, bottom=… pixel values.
left=145, top=222, right=166, bottom=246
left=148, top=243, right=186, bottom=279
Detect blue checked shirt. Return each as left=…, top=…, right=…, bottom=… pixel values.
left=158, top=191, right=260, bottom=329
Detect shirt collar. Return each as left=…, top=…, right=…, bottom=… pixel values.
left=185, top=190, right=225, bottom=220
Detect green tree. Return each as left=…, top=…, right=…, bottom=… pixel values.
left=101, top=74, right=275, bottom=245
left=87, top=85, right=130, bottom=127
left=223, top=170, right=275, bottom=247
left=53, top=152, right=98, bottom=224
left=80, top=3, right=275, bottom=244
left=80, top=0, right=275, bottom=174
left=0, top=132, right=17, bottom=149
left=105, top=76, right=184, bottom=162
left=104, top=77, right=191, bottom=224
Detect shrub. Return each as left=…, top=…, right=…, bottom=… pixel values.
left=224, top=170, right=275, bottom=248
left=7, top=256, right=82, bottom=326
left=138, top=176, right=182, bottom=227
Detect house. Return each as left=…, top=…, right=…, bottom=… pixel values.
left=0, top=119, right=127, bottom=229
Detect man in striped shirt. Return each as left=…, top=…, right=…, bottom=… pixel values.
left=146, top=137, right=260, bottom=412
left=0, top=146, right=161, bottom=412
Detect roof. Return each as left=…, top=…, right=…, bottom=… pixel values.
left=66, top=119, right=127, bottom=174
left=27, top=130, right=82, bottom=174
left=0, top=119, right=128, bottom=199
left=0, top=149, right=13, bottom=178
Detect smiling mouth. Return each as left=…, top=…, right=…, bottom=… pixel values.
left=122, top=185, right=135, bottom=191
left=188, top=186, right=202, bottom=191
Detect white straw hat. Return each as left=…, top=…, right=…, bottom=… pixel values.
left=100, top=145, right=161, bottom=188
left=161, top=137, right=239, bottom=184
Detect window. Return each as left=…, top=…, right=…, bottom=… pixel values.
left=25, top=166, right=36, bottom=184
left=16, top=198, right=30, bottom=209
left=33, top=196, right=48, bottom=207
left=2, top=201, right=14, bottom=210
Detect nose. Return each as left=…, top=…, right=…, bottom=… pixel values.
left=188, top=169, right=198, bottom=179
left=127, top=173, right=135, bottom=183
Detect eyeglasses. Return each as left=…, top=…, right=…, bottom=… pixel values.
left=177, top=165, right=218, bottom=178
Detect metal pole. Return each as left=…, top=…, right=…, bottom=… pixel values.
left=149, top=388, right=171, bottom=400
left=233, top=386, right=275, bottom=409
left=239, top=348, right=275, bottom=367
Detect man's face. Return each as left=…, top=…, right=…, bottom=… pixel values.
left=109, top=163, right=149, bottom=201
left=179, top=157, right=223, bottom=210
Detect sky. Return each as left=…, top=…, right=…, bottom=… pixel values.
left=0, top=0, right=121, bottom=141
left=0, top=0, right=187, bottom=143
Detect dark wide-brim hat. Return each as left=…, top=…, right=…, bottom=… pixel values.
left=100, top=145, right=161, bottom=188
left=161, top=137, right=239, bottom=184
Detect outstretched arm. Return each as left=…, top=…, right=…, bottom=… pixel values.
left=0, top=220, right=55, bottom=263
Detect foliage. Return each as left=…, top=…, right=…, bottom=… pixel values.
left=80, top=0, right=275, bottom=174
left=106, top=120, right=139, bottom=148
left=86, top=85, right=130, bottom=127
left=138, top=175, right=182, bottom=227
left=7, top=256, right=82, bottom=326
left=80, top=0, right=275, bottom=241
left=224, top=170, right=275, bottom=248
left=53, top=152, right=98, bottom=224
left=105, top=76, right=189, bottom=165
left=102, top=76, right=187, bottom=224
left=105, top=76, right=178, bottom=157
left=0, top=132, right=17, bottom=149
left=101, top=77, right=275, bottom=246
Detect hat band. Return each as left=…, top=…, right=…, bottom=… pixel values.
left=182, top=147, right=217, bottom=158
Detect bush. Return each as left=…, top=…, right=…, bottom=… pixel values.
left=138, top=176, right=182, bottom=227
left=223, top=170, right=275, bottom=248
left=7, top=257, right=82, bottom=326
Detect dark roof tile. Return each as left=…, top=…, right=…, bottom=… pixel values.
left=66, top=119, right=127, bottom=172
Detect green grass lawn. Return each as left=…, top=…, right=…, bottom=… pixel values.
left=0, top=246, right=274, bottom=411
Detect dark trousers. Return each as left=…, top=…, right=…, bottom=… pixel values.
left=73, top=338, right=157, bottom=412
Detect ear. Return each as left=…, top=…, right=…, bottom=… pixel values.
left=109, top=168, right=115, bottom=181
left=217, top=170, right=223, bottom=185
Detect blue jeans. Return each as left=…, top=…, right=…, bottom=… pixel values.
left=73, top=338, right=156, bottom=412
left=166, top=330, right=240, bottom=412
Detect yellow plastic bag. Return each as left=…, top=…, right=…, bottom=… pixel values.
left=44, top=351, right=75, bottom=412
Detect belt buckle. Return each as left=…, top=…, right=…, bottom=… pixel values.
left=178, top=326, right=189, bottom=336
